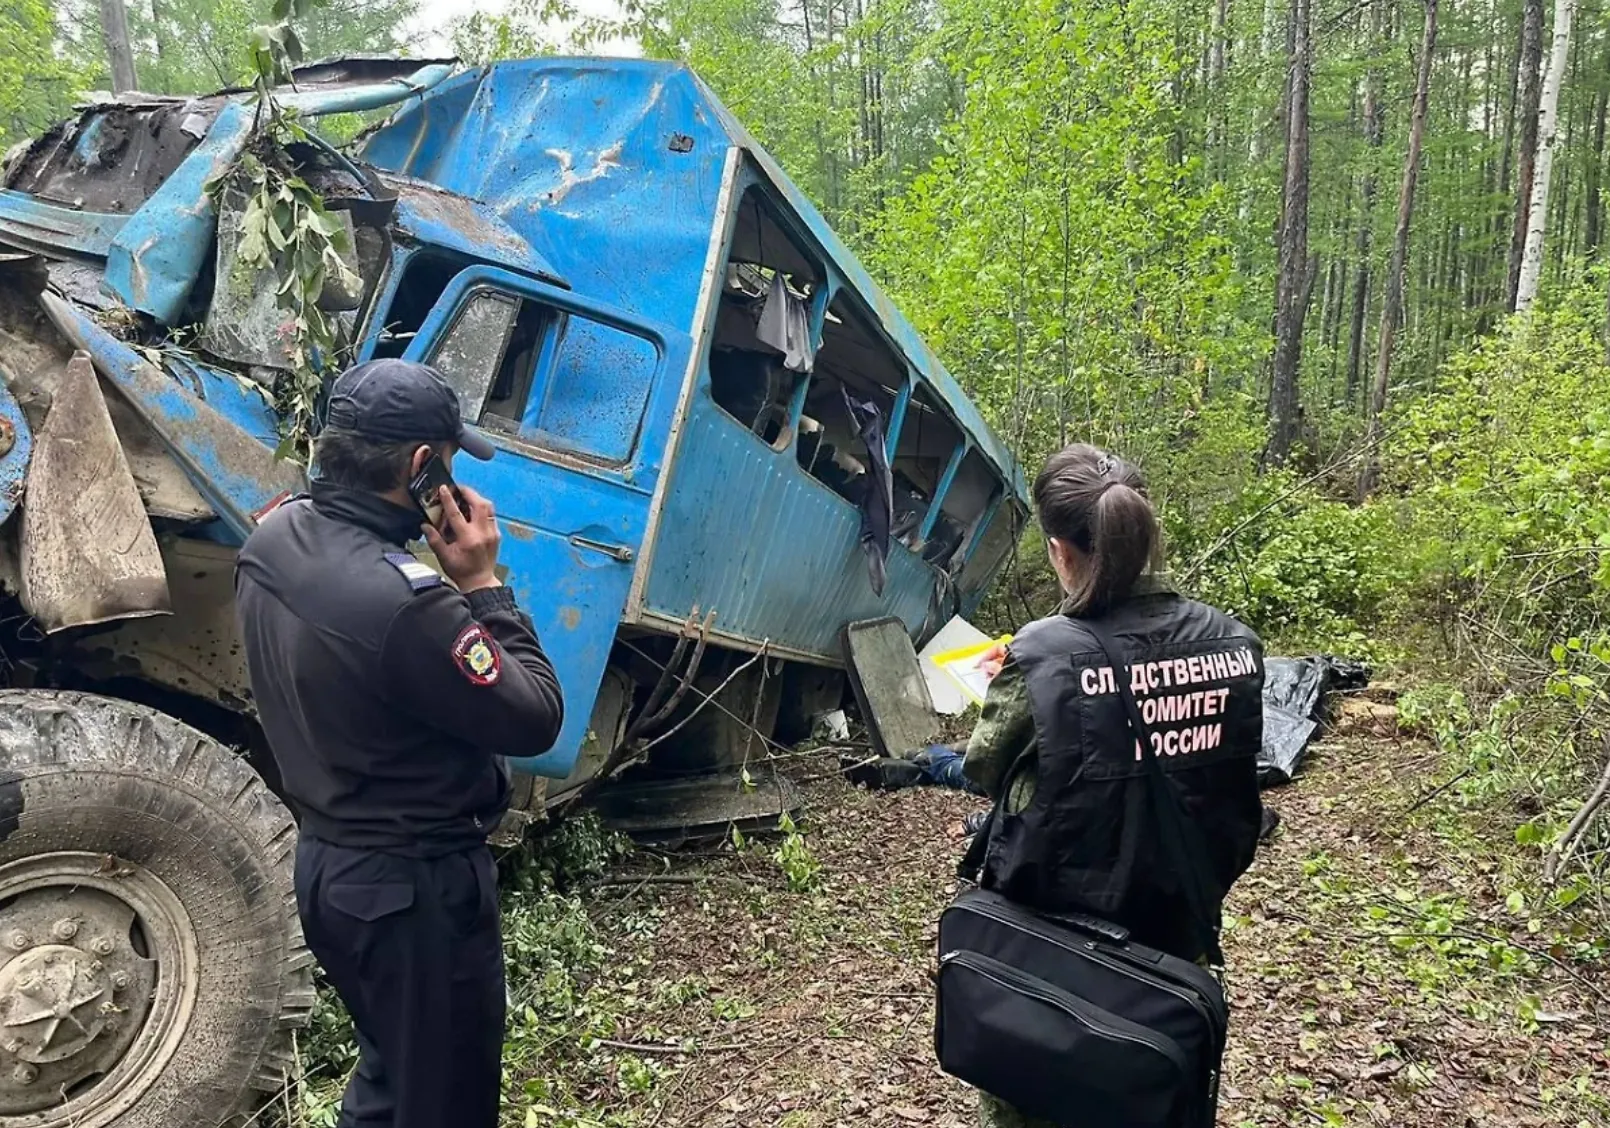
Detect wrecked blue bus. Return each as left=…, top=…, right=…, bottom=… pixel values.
left=0, top=56, right=1026, bottom=1124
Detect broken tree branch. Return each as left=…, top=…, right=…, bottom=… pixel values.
left=1544, top=733, right=1610, bottom=884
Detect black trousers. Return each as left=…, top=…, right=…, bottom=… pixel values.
left=295, top=836, right=506, bottom=1128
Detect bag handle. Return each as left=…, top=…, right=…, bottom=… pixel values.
left=1082, top=620, right=1227, bottom=968
left=956, top=741, right=1030, bottom=882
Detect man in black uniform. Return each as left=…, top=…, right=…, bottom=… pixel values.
left=235, top=358, right=565, bottom=1128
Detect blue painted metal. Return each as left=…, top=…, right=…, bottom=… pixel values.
left=357, top=59, right=1028, bottom=660
left=105, top=103, right=254, bottom=325
left=38, top=293, right=302, bottom=542
left=279, top=63, right=457, bottom=117
left=920, top=442, right=969, bottom=542
left=885, top=381, right=913, bottom=461
left=386, top=183, right=566, bottom=288
left=640, top=401, right=940, bottom=654
left=0, top=191, right=126, bottom=261
left=397, top=264, right=691, bottom=777
left=0, top=379, right=34, bottom=528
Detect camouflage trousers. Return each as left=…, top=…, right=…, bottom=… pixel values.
left=978, top=1094, right=1058, bottom=1128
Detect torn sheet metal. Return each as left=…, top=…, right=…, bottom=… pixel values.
left=0, top=190, right=127, bottom=260
left=842, top=616, right=939, bottom=759
left=104, top=101, right=253, bottom=325
left=20, top=352, right=169, bottom=632
left=290, top=55, right=461, bottom=87
left=278, top=62, right=457, bottom=117
left=4, top=102, right=215, bottom=213
left=38, top=291, right=304, bottom=541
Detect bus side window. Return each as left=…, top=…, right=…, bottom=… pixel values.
left=707, top=187, right=822, bottom=449
left=795, top=295, right=903, bottom=507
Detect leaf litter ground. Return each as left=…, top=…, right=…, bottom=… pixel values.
left=515, top=708, right=1610, bottom=1128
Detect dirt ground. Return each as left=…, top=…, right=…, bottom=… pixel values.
left=519, top=708, right=1610, bottom=1128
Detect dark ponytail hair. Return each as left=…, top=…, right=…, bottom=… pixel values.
left=1032, top=443, right=1160, bottom=616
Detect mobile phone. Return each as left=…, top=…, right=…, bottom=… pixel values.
left=408, top=451, right=462, bottom=528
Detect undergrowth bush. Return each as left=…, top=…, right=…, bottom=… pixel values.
left=1175, top=473, right=1409, bottom=659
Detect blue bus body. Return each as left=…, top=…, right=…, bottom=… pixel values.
left=0, top=57, right=1027, bottom=798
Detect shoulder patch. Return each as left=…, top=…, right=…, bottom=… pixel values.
left=452, top=624, right=502, bottom=686
left=384, top=552, right=444, bottom=593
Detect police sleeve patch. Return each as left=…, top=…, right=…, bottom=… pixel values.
left=452, top=624, right=502, bottom=686
left=384, top=552, right=443, bottom=593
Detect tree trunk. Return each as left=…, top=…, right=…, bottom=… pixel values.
left=1207, top=0, right=1231, bottom=158
left=1517, top=0, right=1580, bottom=312
left=1587, top=51, right=1608, bottom=257
left=98, top=0, right=137, bottom=93
left=1269, top=0, right=1313, bottom=467
left=1360, top=0, right=1439, bottom=499
left=1508, top=0, right=1546, bottom=310
left=1346, top=9, right=1385, bottom=409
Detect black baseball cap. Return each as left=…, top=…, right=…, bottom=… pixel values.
left=324, top=358, right=495, bottom=461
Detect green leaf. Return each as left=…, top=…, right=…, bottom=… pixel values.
left=1515, top=822, right=1547, bottom=846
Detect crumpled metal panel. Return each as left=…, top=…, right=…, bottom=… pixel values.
left=0, top=191, right=126, bottom=260
left=360, top=59, right=727, bottom=330
left=105, top=101, right=252, bottom=326
left=386, top=175, right=564, bottom=286
left=38, top=292, right=303, bottom=543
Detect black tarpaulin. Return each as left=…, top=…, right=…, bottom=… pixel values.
left=1259, top=656, right=1369, bottom=787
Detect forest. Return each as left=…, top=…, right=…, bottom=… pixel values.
left=3, top=0, right=1610, bottom=1123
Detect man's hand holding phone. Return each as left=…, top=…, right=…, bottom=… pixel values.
left=423, top=485, right=502, bottom=594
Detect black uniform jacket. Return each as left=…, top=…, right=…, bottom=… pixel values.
left=977, top=584, right=1264, bottom=959
left=235, top=481, right=565, bottom=855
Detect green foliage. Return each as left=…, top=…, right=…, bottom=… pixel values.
left=771, top=811, right=821, bottom=893
left=210, top=0, right=359, bottom=461
left=0, top=1, right=92, bottom=146
left=867, top=0, right=1260, bottom=465
left=1178, top=473, right=1409, bottom=656
left=503, top=811, right=634, bottom=894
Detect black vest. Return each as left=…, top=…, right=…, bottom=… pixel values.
left=981, top=590, right=1265, bottom=960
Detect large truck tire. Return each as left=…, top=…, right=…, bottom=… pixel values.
left=0, top=690, right=313, bottom=1127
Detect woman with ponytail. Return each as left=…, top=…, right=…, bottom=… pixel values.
left=961, top=445, right=1265, bottom=1128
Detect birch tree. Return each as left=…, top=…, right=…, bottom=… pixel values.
left=1516, top=0, right=1579, bottom=312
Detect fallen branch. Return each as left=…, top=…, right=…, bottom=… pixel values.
left=1544, top=733, right=1610, bottom=885
left=1401, top=766, right=1474, bottom=817
left=594, top=1038, right=745, bottom=1055
left=795, top=755, right=879, bottom=786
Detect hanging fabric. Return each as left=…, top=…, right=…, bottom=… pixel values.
left=757, top=273, right=815, bottom=372
left=842, top=387, right=893, bottom=596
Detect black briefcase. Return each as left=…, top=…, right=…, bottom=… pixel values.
left=935, top=619, right=1231, bottom=1128
left=936, top=888, right=1227, bottom=1128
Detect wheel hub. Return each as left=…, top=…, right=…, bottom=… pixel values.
left=0, top=944, right=113, bottom=1064
left=0, top=878, right=159, bottom=1116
